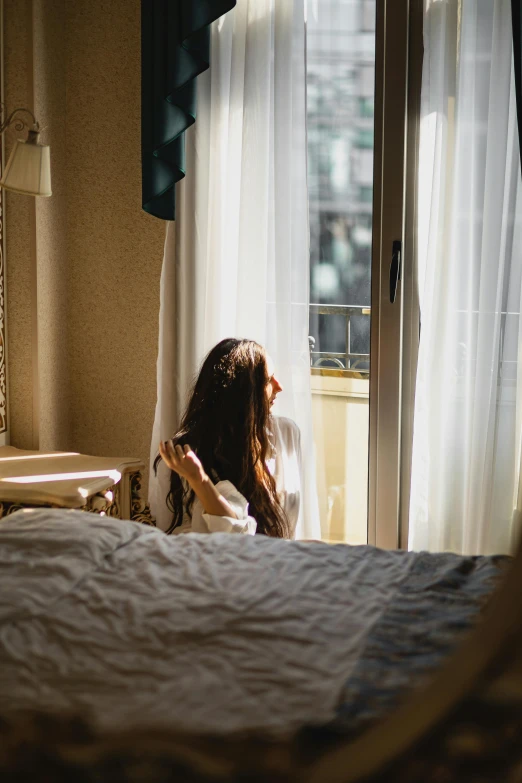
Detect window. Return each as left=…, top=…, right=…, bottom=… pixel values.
left=307, top=0, right=413, bottom=548
left=307, top=0, right=376, bottom=543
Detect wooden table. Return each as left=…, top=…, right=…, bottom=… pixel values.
left=0, top=447, right=155, bottom=525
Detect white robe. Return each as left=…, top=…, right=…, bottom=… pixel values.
left=174, top=416, right=302, bottom=537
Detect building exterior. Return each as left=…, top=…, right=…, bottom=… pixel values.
left=307, top=0, right=375, bottom=369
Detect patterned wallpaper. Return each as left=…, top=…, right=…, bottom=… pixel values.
left=3, top=0, right=166, bottom=491
left=0, top=186, right=6, bottom=438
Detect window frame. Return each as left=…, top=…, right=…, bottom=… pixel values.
left=368, top=0, right=418, bottom=549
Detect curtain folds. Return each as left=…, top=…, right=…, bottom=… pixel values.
left=512, top=0, right=522, bottom=162
left=149, top=0, right=320, bottom=539
left=141, top=0, right=236, bottom=220
left=409, top=0, right=522, bottom=555
left=511, top=0, right=522, bottom=537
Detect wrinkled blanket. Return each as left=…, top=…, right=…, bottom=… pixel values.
left=0, top=509, right=507, bottom=735
left=332, top=550, right=508, bottom=734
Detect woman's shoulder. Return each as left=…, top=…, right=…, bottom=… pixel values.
left=271, top=415, right=301, bottom=443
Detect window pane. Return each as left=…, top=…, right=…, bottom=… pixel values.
left=308, top=0, right=375, bottom=340
left=307, top=0, right=375, bottom=543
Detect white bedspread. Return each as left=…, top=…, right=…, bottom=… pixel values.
left=0, top=509, right=416, bottom=735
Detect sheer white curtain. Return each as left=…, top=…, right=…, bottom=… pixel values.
left=149, top=0, right=321, bottom=539
left=409, top=0, right=522, bottom=555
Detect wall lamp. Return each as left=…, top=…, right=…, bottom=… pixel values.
left=0, top=107, right=51, bottom=197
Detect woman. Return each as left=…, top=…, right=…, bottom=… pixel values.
left=156, top=338, right=302, bottom=537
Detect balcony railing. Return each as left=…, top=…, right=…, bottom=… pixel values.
left=309, top=306, right=520, bottom=379
left=309, top=303, right=371, bottom=374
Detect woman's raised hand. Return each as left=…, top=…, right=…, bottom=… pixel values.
left=159, top=439, right=239, bottom=520
left=159, top=441, right=207, bottom=486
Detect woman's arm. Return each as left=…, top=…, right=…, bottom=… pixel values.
left=158, top=441, right=238, bottom=519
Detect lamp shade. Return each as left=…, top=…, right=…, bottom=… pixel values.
left=0, top=136, right=51, bottom=197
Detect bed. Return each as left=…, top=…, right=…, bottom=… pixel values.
left=0, top=508, right=518, bottom=782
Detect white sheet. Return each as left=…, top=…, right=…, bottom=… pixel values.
left=0, top=509, right=416, bottom=735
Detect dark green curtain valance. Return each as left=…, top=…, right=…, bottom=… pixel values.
left=142, top=0, right=236, bottom=221
left=512, top=0, right=522, bottom=168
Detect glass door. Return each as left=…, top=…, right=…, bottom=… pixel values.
left=307, top=0, right=412, bottom=547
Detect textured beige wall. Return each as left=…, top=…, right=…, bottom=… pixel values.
left=33, top=0, right=70, bottom=450
left=4, top=0, right=165, bottom=490
left=65, top=0, right=164, bottom=484
left=4, top=0, right=37, bottom=450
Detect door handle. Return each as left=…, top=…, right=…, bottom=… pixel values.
left=389, top=240, right=402, bottom=304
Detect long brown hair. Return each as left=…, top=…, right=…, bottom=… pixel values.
left=155, top=338, right=290, bottom=538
